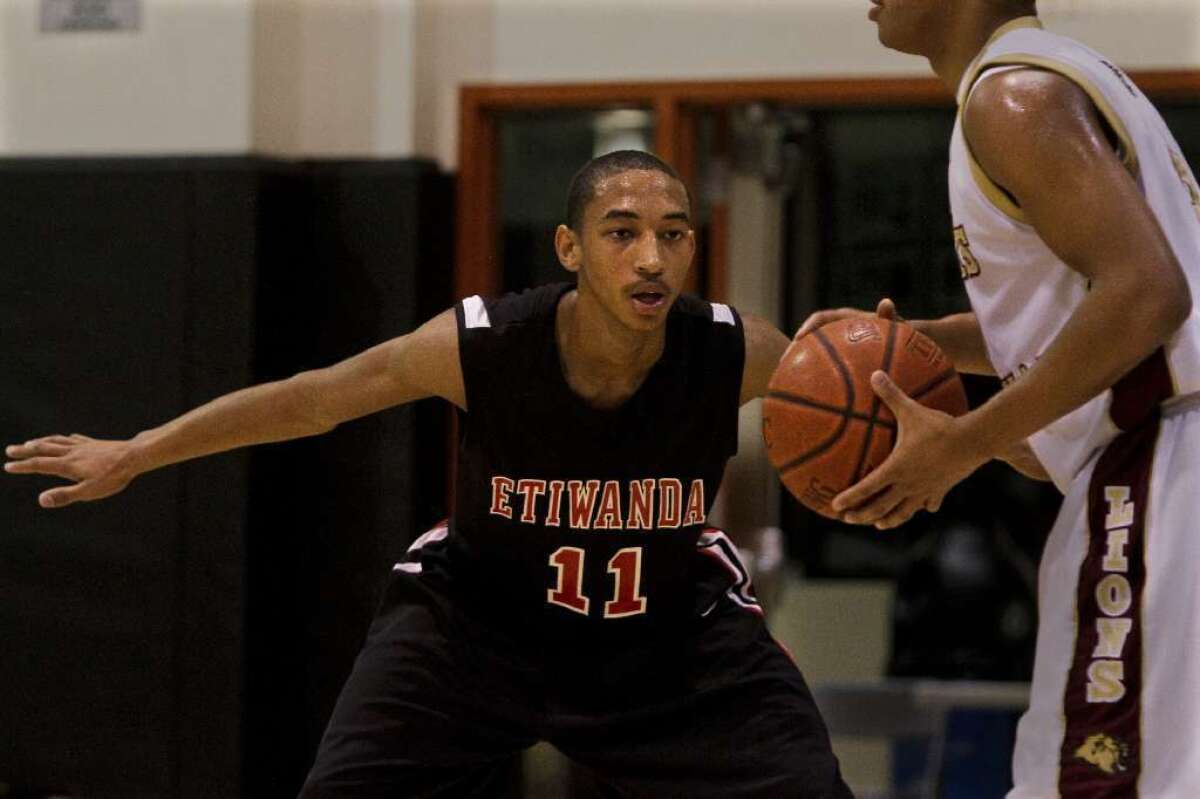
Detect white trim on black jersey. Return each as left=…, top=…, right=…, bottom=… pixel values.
left=697, top=528, right=763, bottom=616
left=392, top=522, right=450, bottom=575
left=462, top=295, right=491, bottom=329
left=711, top=303, right=736, bottom=326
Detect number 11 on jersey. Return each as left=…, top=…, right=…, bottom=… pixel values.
left=548, top=546, right=647, bottom=618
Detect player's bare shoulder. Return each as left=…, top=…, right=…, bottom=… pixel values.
left=392, top=308, right=466, bottom=410
left=740, top=313, right=790, bottom=405
left=963, top=68, right=1112, bottom=198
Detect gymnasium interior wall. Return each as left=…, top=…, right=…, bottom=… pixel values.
left=2, top=1, right=1195, bottom=162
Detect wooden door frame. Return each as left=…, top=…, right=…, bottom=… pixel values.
left=456, top=71, right=1200, bottom=303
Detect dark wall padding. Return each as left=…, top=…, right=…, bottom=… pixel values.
left=0, top=157, right=452, bottom=799
left=244, top=160, right=453, bottom=796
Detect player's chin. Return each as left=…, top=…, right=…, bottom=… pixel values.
left=877, top=27, right=922, bottom=56
left=624, top=311, right=667, bottom=332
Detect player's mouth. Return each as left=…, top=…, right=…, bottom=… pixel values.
left=629, top=283, right=670, bottom=315
left=868, top=0, right=882, bottom=21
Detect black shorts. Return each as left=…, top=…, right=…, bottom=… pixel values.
left=299, top=549, right=852, bottom=798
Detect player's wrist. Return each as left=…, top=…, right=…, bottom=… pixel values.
left=951, top=406, right=1011, bottom=467
left=122, top=431, right=163, bottom=479
left=906, top=317, right=945, bottom=350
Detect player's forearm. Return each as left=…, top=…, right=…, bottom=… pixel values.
left=909, top=313, right=995, bottom=375
left=125, top=371, right=335, bottom=477
left=957, top=272, right=1190, bottom=460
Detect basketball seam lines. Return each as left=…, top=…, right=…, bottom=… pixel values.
left=910, top=367, right=958, bottom=402
left=778, top=328, right=856, bottom=474
left=851, top=321, right=898, bottom=483
left=765, top=391, right=897, bottom=430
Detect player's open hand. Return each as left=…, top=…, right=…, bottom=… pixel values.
left=794, top=298, right=899, bottom=341
left=831, top=371, right=987, bottom=530
left=4, top=434, right=136, bottom=509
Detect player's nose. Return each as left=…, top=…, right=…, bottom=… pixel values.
left=632, top=232, right=665, bottom=275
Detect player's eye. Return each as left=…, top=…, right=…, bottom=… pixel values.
left=607, top=228, right=634, bottom=240
left=661, top=229, right=687, bottom=242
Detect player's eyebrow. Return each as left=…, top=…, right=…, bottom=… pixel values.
left=601, top=209, right=691, bottom=223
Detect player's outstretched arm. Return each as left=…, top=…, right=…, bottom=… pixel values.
left=834, top=69, right=1191, bottom=528
left=796, top=300, right=995, bottom=376
left=5, top=308, right=464, bottom=509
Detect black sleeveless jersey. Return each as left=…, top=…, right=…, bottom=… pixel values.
left=441, top=282, right=744, bottom=650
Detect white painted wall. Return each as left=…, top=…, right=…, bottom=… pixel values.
left=0, top=0, right=1194, bottom=160
left=252, top=0, right=417, bottom=157
left=488, top=0, right=1200, bottom=80
left=375, top=0, right=417, bottom=157
left=412, top=0, right=494, bottom=166
left=1042, top=0, right=1200, bottom=69
left=0, top=0, right=253, bottom=154
left=0, top=0, right=418, bottom=157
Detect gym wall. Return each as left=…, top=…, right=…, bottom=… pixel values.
left=0, top=157, right=453, bottom=798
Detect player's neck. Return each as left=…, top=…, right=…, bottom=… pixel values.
left=930, top=11, right=1034, bottom=94
left=557, top=289, right=665, bottom=399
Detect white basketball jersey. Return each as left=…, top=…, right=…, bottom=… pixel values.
left=948, top=17, right=1200, bottom=491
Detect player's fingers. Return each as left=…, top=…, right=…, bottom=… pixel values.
left=874, top=500, right=919, bottom=530
left=39, top=484, right=89, bottom=509
left=794, top=313, right=829, bottom=340
left=4, top=456, right=78, bottom=480
left=5, top=443, right=32, bottom=458
left=925, top=495, right=943, bottom=513
left=834, top=478, right=895, bottom=521
left=842, top=490, right=902, bottom=526
left=795, top=308, right=854, bottom=340
left=6, top=441, right=71, bottom=459
left=869, top=371, right=918, bottom=417
left=7, top=438, right=64, bottom=458
left=876, top=298, right=898, bottom=320
left=28, top=435, right=79, bottom=447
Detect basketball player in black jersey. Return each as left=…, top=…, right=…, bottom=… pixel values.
left=6, top=150, right=852, bottom=797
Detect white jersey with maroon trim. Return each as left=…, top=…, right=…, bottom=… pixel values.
left=434, top=282, right=747, bottom=649
left=1009, top=397, right=1200, bottom=798
left=948, top=17, right=1200, bottom=491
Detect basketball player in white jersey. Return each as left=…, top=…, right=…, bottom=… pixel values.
left=800, top=1, right=1200, bottom=796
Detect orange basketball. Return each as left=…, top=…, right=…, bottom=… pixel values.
left=762, top=317, right=968, bottom=519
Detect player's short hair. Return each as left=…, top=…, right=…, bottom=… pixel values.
left=987, top=0, right=1036, bottom=12
left=565, top=150, right=690, bottom=232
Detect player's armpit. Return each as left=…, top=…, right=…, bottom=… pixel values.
left=740, top=314, right=791, bottom=404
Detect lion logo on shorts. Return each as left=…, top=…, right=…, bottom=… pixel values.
left=1074, top=733, right=1130, bottom=775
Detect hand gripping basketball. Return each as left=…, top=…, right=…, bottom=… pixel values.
left=762, top=316, right=968, bottom=521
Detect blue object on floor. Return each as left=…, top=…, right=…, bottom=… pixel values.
left=892, top=708, right=1021, bottom=798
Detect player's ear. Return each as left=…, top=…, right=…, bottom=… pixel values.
left=555, top=224, right=583, bottom=273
